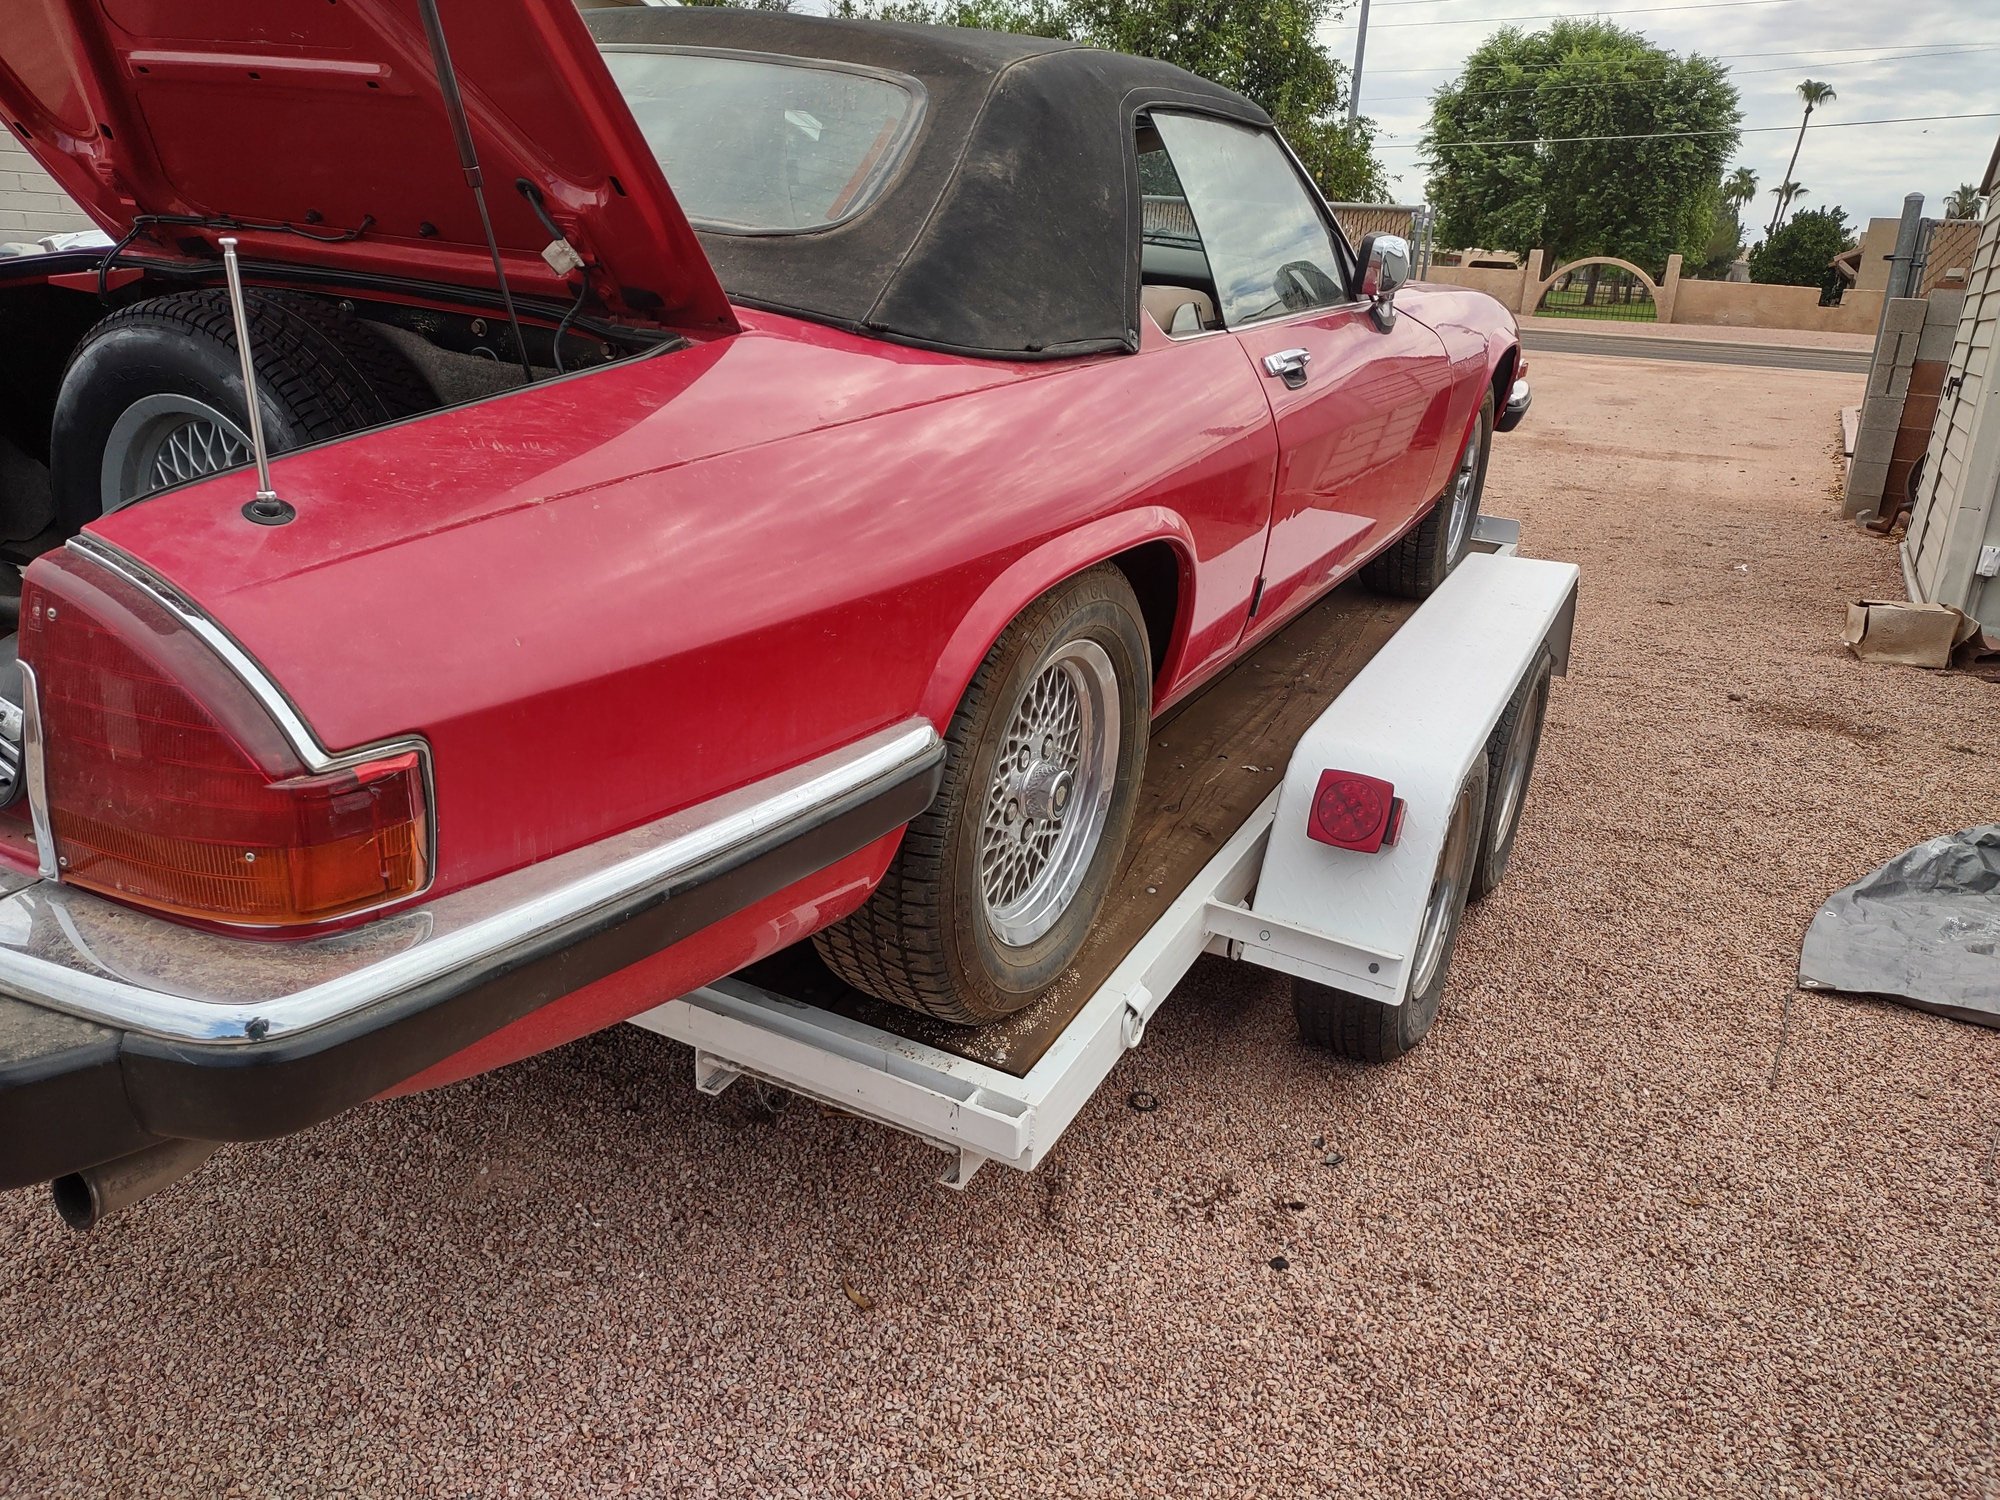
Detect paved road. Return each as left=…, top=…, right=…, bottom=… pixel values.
left=1520, top=324, right=1872, bottom=373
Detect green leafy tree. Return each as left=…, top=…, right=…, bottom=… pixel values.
left=1420, top=21, right=1741, bottom=274
left=1748, top=204, right=1853, bottom=294
left=1944, top=183, right=1986, bottom=220
left=688, top=0, right=1388, bottom=200
left=1690, top=165, right=1756, bottom=276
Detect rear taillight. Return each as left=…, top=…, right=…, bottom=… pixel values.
left=20, top=551, right=430, bottom=930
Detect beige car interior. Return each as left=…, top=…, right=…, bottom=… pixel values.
left=1141, top=284, right=1219, bottom=338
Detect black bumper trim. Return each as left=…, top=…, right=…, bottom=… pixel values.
left=0, top=746, right=941, bottom=1190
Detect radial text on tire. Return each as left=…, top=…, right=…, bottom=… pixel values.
left=814, top=565, right=1151, bottom=1025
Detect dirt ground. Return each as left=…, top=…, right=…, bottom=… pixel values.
left=3, top=351, right=1997, bottom=1499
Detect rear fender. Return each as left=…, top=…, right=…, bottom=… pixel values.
left=917, top=509, right=1199, bottom=726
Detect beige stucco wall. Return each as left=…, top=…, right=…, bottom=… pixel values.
left=0, top=134, right=91, bottom=242
left=1672, top=280, right=1884, bottom=334
left=1417, top=264, right=1526, bottom=304
left=1853, top=218, right=1901, bottom=292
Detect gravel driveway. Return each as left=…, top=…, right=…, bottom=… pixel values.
left=4, top=351, right=1996, bottom=1499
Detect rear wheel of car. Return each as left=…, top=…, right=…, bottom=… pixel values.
left=814, top=566, right=1150, bottom=1025
left=1364, top=389, right=1493, bottom=600
left=49, top=290, right=432, bottom=533
left=1293, top=755, right=1489, bottom=1063
left=1470, top=649, right=1553, bottom=902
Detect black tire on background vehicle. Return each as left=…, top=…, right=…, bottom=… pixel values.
left=815, top=566, right=1151, bottom=1025
left=1364, top=389, right=1494, bottom=600
left=49, top=290, right=433, bottom=533
left=1469, top=649, right=1554, bottom=902
left=1293, top=755, right=1489, bottom=1063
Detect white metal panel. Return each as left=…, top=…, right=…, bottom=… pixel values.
left=1248, top=552, right=1579, bottom=1005
left=629, top=528, right=1571, bottom=1186
left=1906, top=196, right=2000, bottom=618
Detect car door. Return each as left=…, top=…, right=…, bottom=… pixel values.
left=1150, top=113, right=1455, bottom=636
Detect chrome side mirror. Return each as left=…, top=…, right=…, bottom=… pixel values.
left=1355, top=232, right=1411, bottom=331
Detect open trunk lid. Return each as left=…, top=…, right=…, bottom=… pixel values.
left=0, top=0, right=736, bottom=337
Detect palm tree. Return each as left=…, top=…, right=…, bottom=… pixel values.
left=1767, top=80, right=1836, bottom=236
left=1722, top=166, right=1758, bottom=211
left=1768, top=180, right=1806, bottom=229
left=1944, top=183, right=1985, bottom=220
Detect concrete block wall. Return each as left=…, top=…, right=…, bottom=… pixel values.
left=0, top=134, right=92, bottom=241
left=1843, top=292, right=1962, bottom=521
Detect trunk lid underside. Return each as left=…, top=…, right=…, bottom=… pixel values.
left=0, top=0, right=736, bottom=337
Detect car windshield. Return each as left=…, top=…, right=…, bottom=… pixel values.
left=599, top=48, right=922, bottom=233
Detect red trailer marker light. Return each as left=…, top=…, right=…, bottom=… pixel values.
left=1307, top=769, right=1404, bottom=853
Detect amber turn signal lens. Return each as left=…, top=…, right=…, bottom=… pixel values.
left=22, top=552, right=431, bottom=929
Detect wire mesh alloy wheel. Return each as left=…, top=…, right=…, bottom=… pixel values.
left=1445, top=423, right=1481, bottom=562
left=979, top=639, right=1120, bottom=948
left=99, top=395, right=254, bottom=510
left=1410, top=770, right=1482, bottom=998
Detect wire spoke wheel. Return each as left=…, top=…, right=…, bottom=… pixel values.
left=978, top=638, right=1120, bottom=949
left=1410, top=771, right=1482, bottom=998
left=99, top=394, right=255, bottom=512
left=1445, top=424, right=1481, bottom=562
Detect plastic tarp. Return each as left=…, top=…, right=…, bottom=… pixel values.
left=1798, top=825, right=2000, bottom=1029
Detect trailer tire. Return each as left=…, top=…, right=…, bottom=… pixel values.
left=814, top=567, right=1150, bottom=1025
left=1470, top=649, right=1553, bottom=901
left=1293, top=755, right=1488, bottom=1062
left=1364, top=390, right=1492, bottom=600
left=50, top=290, right=431, bottom=531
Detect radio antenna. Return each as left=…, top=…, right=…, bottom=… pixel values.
left=218, top=237, right=291, bottom=524
left=415, top=0, right=536, bottom=382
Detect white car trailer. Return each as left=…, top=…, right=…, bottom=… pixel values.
left=632, top=521, right=1577, bottom=1188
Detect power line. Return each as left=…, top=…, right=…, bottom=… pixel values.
left=1360, top=39, right=1995, bottom=74
left=1364, top=44, right=2000, bottom=102
left=1329, top=0, right=1796, bottom=29
left=1382, top=108, right=2000, bottom=148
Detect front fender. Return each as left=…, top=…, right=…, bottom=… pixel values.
left=917, top=507, right=1200, bottom=725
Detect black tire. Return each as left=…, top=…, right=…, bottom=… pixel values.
left=1470, top=649, right=1554, bottom=902
left=815, top=566, right=1150, bottom=1025
left=1293, top=756, right=1489, bottom=1063
left=50, top=290, right=433, bottom=532
left=1364, top=389, right=1493, bottom=599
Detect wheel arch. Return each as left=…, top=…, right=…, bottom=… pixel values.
left=916, top=510, right=1198, bottom=728
left=1489, top=340, right=1518, bottom=411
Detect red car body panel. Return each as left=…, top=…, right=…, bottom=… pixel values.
left=0, top=0, right=735, bottom=334
left=0, top=5, right=1523, bottom=1115
left=82, top=307, right=1281, bottom=899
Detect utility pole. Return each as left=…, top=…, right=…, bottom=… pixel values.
left=1347, top=0, right=1371, bottom=127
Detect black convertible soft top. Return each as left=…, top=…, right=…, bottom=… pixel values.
left=585, top=7, right=1268, bottom=359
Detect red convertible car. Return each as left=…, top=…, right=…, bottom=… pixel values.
left=0, top=2, right=1527, bottom=1209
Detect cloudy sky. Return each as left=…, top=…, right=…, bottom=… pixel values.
left=1327, top=0, right=2000, bottom=234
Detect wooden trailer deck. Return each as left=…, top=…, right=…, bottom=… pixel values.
left=741, top=577, right=1423, bottom=1076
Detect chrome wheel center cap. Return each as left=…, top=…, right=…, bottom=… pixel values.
left=1019, top=761, right=1074, bottom=822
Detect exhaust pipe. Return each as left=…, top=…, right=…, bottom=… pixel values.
left=51, top=1139, right=219, bottom=1232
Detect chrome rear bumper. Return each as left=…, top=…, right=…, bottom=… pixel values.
left=0, top=720, right=943, bottom=1188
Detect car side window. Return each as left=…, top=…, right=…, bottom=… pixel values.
left=1149, top=113, right=1348, bottom=329
left=1136, top=123, right=1224, bottom=338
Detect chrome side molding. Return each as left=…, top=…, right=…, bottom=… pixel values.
left=0, top=719, right=942, bottom=1045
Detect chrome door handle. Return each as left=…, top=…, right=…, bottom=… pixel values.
left=1262, top=347, right=1311, bottom=387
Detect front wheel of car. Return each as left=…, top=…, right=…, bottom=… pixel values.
left=1364, top=389, right=1493, bottom=600
left=814, top=566, right=1150, bottom=1025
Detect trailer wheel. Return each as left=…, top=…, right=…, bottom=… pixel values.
left=1293, top=755, right=1488, bottom=1062
left=814, top=566, right=1150, bottom=1025
left=1364, top=390, right=1492, bottom=600
left=49, top=290, right=432, bottom=531
left=1470, top=649, right=1553, bottom=902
